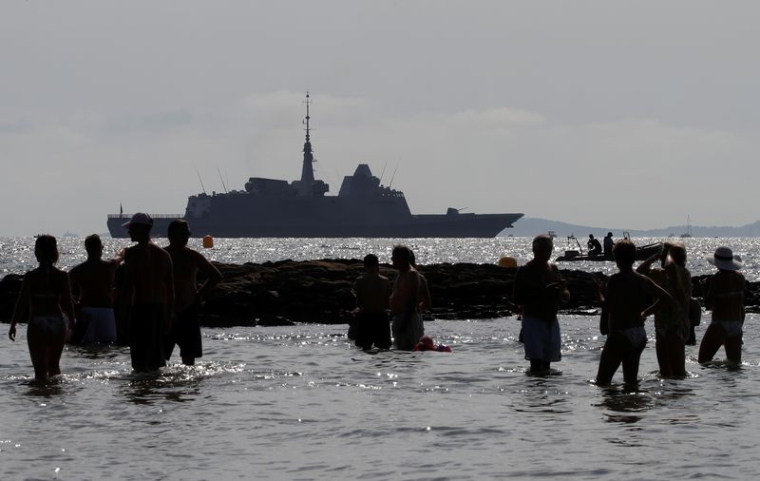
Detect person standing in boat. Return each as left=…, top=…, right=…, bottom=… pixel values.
left=636, top=242, right=691, bottom=378
left=513, top=234, right=569, bottom=374
left=698, top=247, right=746, bottom=364
left=587, top=234, right=603, bottom=257
left=390, top=245, right=424, bottom=350
left=603, top=232, right=614, bottom=259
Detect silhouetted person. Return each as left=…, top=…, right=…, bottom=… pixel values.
left=68, top=234, right=122, bottom=345
left=9, top=235, right=76, bottom=381
left=588, top=234, right=602, bottom=257
left=637, top=242, right=691, bottom=378
left=603, top=232, right=614, bottom=259
left=390, top=245, right=424, bottom=350
left=596, top=240, right=670, bottom=386
left=699, top=247, right=746, bottom=364
left=119, top=213, right=175, bottom=372
left=164, top=220, right=222, bottom=366
left=409, top=250, right=432, bottom=314
left=513, top=235, right=569, bottom=374
left=351, top=254, right=391, bottom=350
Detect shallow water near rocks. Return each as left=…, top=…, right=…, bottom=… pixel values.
left=1, top=316, right=758, bottom=480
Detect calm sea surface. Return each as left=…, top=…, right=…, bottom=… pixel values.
left=1, top=237, right=759, bottom=480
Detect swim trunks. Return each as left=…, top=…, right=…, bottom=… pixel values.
left=79, top=307, right=117, bottom=344
left=608, top=326, right=647, bottom=353
left=521, top=315, right=561, bottom=362
left=165, top=303, right=202, bottom=360
left=711, top=320, right=743, bottom=339
left=354, top=311, right=391, bottom=350
left=128, top=303, right=167, bottom=372
left=392, top=311, right=424, bottom=351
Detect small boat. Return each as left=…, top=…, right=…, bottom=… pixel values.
left=556, top=240, right=663, bottom=262
left=680, top=216, right=693, bottom=238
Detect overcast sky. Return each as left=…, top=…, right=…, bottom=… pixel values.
left=2, top=1, right=759, bottom=237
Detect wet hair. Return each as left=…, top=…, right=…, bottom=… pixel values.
left=84, top=234, right=102, bottom=254
left=613, top=239, right=636, bottom=265
left=34, top=234, right=59, bottom=266
left=391, top=245, right=412, bottom=264
left=363, top=254, right=379, bottom=268
left=532, top=234, right=553, bottom=254
left=666, top=242, right=687, bottom=267
left=168, top=219, right=191, bottom=237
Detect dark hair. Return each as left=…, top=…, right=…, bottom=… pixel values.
left=391, top=245, right=412, bottom=264
left=84, top=234, right=102, bottom=254
left=532, top=234, right=553, bottom=254
left=363, top=253, right=379, bottom=268
left=667, top=242, right=687, bottom=267
left=168, top=219, right=191, bottom=237
left=613, top=239, right=636, bottom=265
left=35, top=234, right=59, bottom=266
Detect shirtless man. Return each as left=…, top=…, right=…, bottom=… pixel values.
left=352, top=254, right=391, bottom=350
left=119, top=213, right=175, bottom=372
left=596, top=240, right=670, bottom=385
left=68, top=234, right=122, bottom=345
left=699, top=246, right=746, bottom=364
left=164, top=220, right=222, bottom=366
left=390, top=245, right=423, bottom=350
left=513, top=235, right=569, bottom=374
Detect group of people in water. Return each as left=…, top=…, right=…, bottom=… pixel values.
left=519, top=234, right=747, bottom=385
left=6, top=217, right=749, bottom=385
left=9, top=213, right=222, bottom=381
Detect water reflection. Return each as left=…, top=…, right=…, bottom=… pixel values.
left=596, top=386, right=653, bottom=424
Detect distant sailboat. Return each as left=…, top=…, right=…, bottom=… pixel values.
left=680, top=216, right=693, bottom=238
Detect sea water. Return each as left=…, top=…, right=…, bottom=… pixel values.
left=1, top=237, right=759, bottom=480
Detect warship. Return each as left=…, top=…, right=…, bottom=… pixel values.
left=107, top=94, right=523, bottom=238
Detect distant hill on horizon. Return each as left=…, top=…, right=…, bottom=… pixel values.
left=503, top=217, right=760, bottom=238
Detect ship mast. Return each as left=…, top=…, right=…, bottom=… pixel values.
left=298, top=91, right=315, bottom=195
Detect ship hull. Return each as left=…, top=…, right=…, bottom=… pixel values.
left=107, top=212, right=523, bottom=238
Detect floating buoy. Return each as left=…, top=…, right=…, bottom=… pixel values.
left=498, top=256, right=517, bottom=268
left=202, top=235, right=214, bottom=249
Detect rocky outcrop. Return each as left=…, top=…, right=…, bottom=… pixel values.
left=2, top=261, right=760, bottom=327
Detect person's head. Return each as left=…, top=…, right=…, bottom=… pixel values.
left=123, top=212, right=153, bottom=242
left=84, top=234, right=103, bottom=259
left=391, top=245, right=412, bottom=269
left=363, top=253, right=379, bottom=273
left=613, top=239, right=636, bottom=269
left=589, top=234, right=595, bottom=240
left=607, top=232, right=613, bottom=238
left=532, top=234, right=553, bottom=261
left=707, top=246, right=743, bottom=272
left=667, top=242, right=687, bottom=267
left=34, top=234, right=59, bottom=266
left=168, top=219, right=191, bottom=247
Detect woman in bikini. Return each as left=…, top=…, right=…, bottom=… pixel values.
left=8, top=235, right=76, bottom=382
left=699, top=246, right=746, bottom=364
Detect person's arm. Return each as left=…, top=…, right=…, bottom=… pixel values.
left=418, top=275, right=431, bottom=312
left=118, top=250, right=134, bottom=324
left=165, top=254, right=175, bottom=332
left=9, top=274, right=31, bottom=341
left=61, top=272, right=77, bottom=331
left=193, top=253, right=223, bottom=302
left=642, top=276, right=672, bottom=318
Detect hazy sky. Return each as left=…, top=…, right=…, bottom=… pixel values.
left=2, top=1, right=759, bottom=237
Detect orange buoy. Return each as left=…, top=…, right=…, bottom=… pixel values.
left=202, top=235, right=214, bottom=249
left=498, top=256, right=517, bottom=268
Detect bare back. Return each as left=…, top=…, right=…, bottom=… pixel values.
left=165, top=245, right=222, bottom=311
left=354, top=273, right=390, bottom=314
left=123, top=242, right=174, bottom=306
left=706, top=270, right=745, bottom=321
left=390, top=269, right=420, bottom=316
left=69, top=259, right=118, bottom=308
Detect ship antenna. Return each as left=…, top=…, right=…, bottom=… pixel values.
left=379, top=161, right=388, bottom=184
left=389, top=164, right=399, bottom=188
left=195, top=167, right=207, bottom=194
left=217, top=165, right=229, bottom=194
